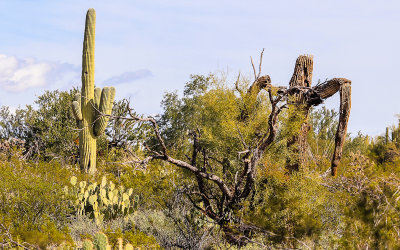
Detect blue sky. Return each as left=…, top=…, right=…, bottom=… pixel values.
left=0, top=0, right=399, bottom=136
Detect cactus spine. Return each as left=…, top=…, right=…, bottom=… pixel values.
left=72, top=8, right=116, bottom=174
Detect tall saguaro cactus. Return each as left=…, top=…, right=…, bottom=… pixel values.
left=72, top=8, right=116, bottom=174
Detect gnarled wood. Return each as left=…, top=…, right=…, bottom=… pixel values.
left=247, top=75, right=271, bottom=94
left=286, top=55, right=314, bottom=172
left=285, top=55, right=351, bottom=176
left=331, top=81, right=351, bottom=176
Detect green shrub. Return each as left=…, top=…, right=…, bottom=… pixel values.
left=0, top=156, right=75, bottom=248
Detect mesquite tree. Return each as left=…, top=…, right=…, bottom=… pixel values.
left=71, top=9, right=116, bottom=174
left=115, top=53, right=351, bottom=245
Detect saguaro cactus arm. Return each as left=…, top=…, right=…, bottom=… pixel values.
left=72, top=93, right=83, bottom=127
left=94, top=86, right=116, bottom=136
left=331, top=81, right=351, bottom=176
left=71, top=102, right=82, bottom=121
left=94, top=87, right=102, bottom=110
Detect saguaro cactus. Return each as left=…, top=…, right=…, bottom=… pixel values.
left=72, top=8, right=116, bottom=174
left=284, top=55, right=351, bottom=176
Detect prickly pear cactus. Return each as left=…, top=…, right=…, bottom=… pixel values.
left=71, top=8, right=116, bottom=174
left=67, top=176, right=137, bottom=225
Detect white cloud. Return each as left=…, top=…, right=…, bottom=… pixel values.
left=0, top=54, right=78, bottom=92
left=103, top=69, right=152, bottom=85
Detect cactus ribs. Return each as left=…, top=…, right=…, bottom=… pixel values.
left=71, top=9, right=116, bottom=174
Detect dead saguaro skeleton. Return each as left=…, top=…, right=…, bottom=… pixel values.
left=249, top=54, right=351, bottom=176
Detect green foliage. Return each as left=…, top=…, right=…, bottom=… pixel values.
left=0, top=89, right=80, bottom=162
left=0, top=155, right=75, bottom=247
left=0, top=66, right=398, bottom=248
left=159, top=74, right=272, bottom=181
left=333, top=155, right=400, bottom=248
left=104, top=227, right=160, bottom=249
left=369, top=119, right=400, bottom=164
left=104, top=99, right=148, bottom=150
left=308, top=107, right=338, bottom=166
left=134, top=208, right=214, bottom=249
left=0, top=106, right=28, bottom=140
left=66, top=176, right=137, bottom=225
left=244, top=170, right=343, bottom=248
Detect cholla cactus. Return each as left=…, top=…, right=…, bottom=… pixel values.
left=71, top=8, right=116, bottom=174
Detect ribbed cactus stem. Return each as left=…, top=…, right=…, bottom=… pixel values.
left=386, top=127, right=390, bottom=144
left=93, top=232, right=109, bottom=250
left=80, top=8, right=97, bottom=174
left=83, top=239, right=94, bottom=250
left=71, top=101, right=82, bottom=121
left=94, top=86, right=116, bottom=136
left=72, top=8, right=116, bottom=174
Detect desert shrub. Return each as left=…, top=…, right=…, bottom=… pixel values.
left=134, top=193, right=219, bottom=250
left=369, top=119, right=400, bottom=164
left=243, top=169, right=344, bottom=249
left=68, top=214, right=159, bottom=248
left=105, top=227, right=160, bottom=249
left=332, top=155, right=400, bottom=249
left=0, top=156, right=76, bottom=248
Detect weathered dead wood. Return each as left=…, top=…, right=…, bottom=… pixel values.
left=331, top=81, right=351, bottom=176
left=285, top=55, right=351, bottom=176
left=247, top=75, right=271, bottom=94
left=289, top=55, right=314, bottom=88
left=286, top=55, right=314, bottom=172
